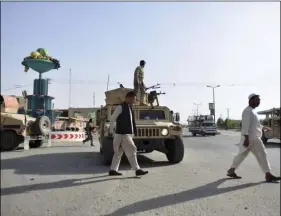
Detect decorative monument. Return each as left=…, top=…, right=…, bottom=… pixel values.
left=21, top=48, right=62, bottom=124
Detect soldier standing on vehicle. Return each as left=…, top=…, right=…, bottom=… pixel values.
left=134, top=60, right=146, bottom=105
left=82, top=118, right=94, bottom=146
left=108, top=91, right=148, bottom=176
left=227, top=93, right=280, bottom=182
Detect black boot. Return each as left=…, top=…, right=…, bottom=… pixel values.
left=109, top=170, right=122, bottom=176
left=136, top=169, right=148, bottom=176
left=266, top=174, right=281, bottom=182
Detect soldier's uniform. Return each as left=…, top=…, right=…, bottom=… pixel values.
left=82, top=120, right=94, bottom=146
left=134, top=66, right=146, bottom=104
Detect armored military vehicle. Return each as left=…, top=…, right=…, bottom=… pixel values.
left=0, top=93, right=51, bottom=151
left=258, top=108, right=280, bottom=144
left=96, top=84, right=184, bottom=165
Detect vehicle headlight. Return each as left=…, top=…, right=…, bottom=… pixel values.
left=161, top=128, right=169, bottom=136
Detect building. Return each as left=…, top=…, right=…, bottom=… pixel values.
left=56, top=107, right=100, bottom=119
left=68, top=107, right=100, bottom=119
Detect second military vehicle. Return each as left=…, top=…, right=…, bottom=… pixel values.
left=96, top=84, right=184, bottom=165
left=1, top=94, right=51, bottom=151
left=258, top=107, right=280, bottom=144
left=187, top=115, right=217, bottom=136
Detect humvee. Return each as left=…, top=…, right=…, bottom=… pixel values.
left=0, top=94, right=51, bottom=151
left=96, top=84, right=184, bottom=165
left=258, top=108, right=280, bottom=144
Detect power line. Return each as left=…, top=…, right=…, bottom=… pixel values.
left=50, top=79, right=254, bottom=87
left=0, top=80, right=266, bottom=93
left=2, top=84, right=33, bottom=92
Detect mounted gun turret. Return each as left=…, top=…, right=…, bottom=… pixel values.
left=146, top=83, right=165, bottom=107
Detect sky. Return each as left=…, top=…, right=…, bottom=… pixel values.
left=1, top=2, right=280, bottom=122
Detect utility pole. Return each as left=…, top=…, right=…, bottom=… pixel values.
left=194, top=103, right=201, bottom=116
left=69, top=68, right=72, bottom=108
left=106, top=75, right=110, bottom=91
left=226, top=108, right=230, bottom=119
left=206, top=85, right=220, bottom=124
left=93, top=92, right=95, bottom=107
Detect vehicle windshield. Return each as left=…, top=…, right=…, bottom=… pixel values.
left=202, top=123, right=215, bottom=127
left=139, top=110, right=165, bottom=120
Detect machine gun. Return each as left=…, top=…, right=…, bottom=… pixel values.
left=145, top=83, right=161, bottom=91
left=147, top=90, right=166, bottom=108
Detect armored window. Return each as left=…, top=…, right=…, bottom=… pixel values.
left=139, top=110, right=165, bottom=120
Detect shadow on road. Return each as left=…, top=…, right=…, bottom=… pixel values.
left=181, top=134, right=220, bottom=138
left=1, top=175, right=124, bottom=196
left=124, top=154, right=173, bottom=169
left=1, top=152, right=172, bottom=176
left=103, top=178, right=263, bottom=216
left=1, top=152, right=106, bottom=175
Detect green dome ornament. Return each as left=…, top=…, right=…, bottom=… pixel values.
left=37, top=48, right=48, bottom=56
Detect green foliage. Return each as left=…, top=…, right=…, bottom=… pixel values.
left=217, top=118, right=241, bottom=129
left=217, top=118, right=225, bottom=127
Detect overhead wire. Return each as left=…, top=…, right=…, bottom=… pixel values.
left=0, top=79, right=260, bottom=92
left=1, top=84, right=33, bottom=92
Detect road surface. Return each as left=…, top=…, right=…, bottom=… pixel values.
left=1, top=131, right=280, bottom=216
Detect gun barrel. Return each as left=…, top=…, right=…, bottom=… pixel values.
left=146, top=83, right=161, bottom=90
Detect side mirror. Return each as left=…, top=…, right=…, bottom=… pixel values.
left=175, top=112, right=180, bottom=122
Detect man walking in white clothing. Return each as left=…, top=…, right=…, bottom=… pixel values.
left=108, top=91, right=148, bottom=176
left=227, top=93, right=280, bottom=182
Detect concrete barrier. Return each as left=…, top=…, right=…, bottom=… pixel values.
left=50, top=131, right=85, bottom=142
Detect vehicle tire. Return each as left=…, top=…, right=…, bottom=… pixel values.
left=192, top=133, right=196, bottom=136
left=212, top=133, right=216, bottom=136
left=165, top=136, right=185, bottom=164
left=101, top=137, right=114, bottom=166
left=33, top=116, right=51, bottom=136
left=29, top=140, right=44, bottom=148
left=200, top=131, right=206, bottom=136
left=1, top=131, right=22, bottom=151
left=261, top=132, right=268, bottom=144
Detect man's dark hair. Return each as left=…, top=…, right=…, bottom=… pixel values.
left=89, top=118, right=92, bottom=122
left=249, top=95, right=259, bottom=100
left=140, top=60, right=146, bottom=66
left=126, top=91, right=136, bottom=98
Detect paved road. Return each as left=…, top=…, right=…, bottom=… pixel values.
left=1, top=132, right=280, bottom=216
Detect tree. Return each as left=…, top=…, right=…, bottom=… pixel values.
left=225, top=118, right=233, bottom=129
left=217, top=118, right=225, bottom=128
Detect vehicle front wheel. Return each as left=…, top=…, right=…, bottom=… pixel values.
left=165, top=136, right=184, bottom=164
left=1, top=131, right=22, bottom=151
left=101, top=137, right=114, bottom=166
left=192, top=133, right=196, bottom=136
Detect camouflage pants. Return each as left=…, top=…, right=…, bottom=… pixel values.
left=134, top=86, right=145, bottom=104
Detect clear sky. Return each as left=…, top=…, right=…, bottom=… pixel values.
left=1, top=2, right=280, bottom=122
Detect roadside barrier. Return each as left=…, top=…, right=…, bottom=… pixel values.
left=50, top=131, right=85, bottom=142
